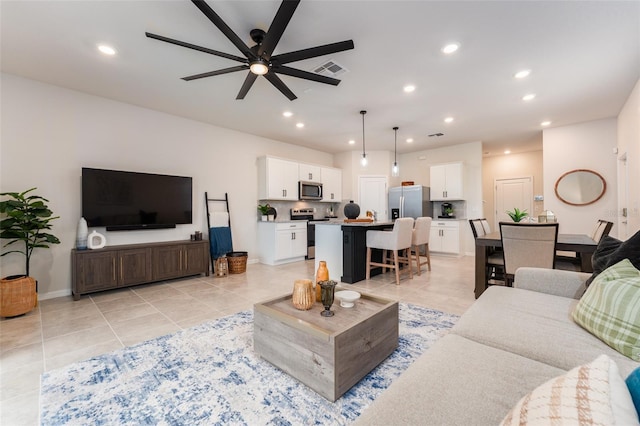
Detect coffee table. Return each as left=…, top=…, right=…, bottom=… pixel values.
left=253, top=291, right=399, bottom=401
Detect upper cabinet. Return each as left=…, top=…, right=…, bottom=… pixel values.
left=299, top=163, right=322, bottom=182
left=258, top=156, right=299, bottom=200
left=321, top=167, right=342, bottom=202
left=430, top=162, right=464, bottom=200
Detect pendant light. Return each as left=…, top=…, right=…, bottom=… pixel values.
left=392, top=126, right=399, bottom=177
left=360, top=110, right=367, bottom=166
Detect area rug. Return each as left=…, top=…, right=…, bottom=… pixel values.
left=40, top=303, right=458, bottom=425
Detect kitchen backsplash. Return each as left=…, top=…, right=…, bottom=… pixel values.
left=259, top=200, right=343, bottom=221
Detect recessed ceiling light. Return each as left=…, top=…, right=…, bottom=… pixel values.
left=504, top=150, right=511, bottom=155
left=296, top=122, right=304, bottom=128
left=403, top=85, right=416, bottom=93
left=282, top=111, right=293, bottom=118
left=522, top=93, right=536, bottom=101
left=406, top=138, right=414, bottom=143
left=348, top=139, right=355, bottom=145
left=444, top=117, right=454, bottom=123
left=540, top=121, right=552, bottom=126
left=441, top=43, right=460, bottom=54
left=514, top=69, right=531, bottom=79
left=97, top=44, right=116, bottom=56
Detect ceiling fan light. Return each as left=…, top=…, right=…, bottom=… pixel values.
left=250, top=61, right=269, bottom=75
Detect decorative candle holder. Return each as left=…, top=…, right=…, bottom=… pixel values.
left=292, top=279, right=315, bottom=310
left=318, top=280, right=337, bottom=317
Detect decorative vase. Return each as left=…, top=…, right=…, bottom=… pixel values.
left=315, top=260, right=329, bottom=302
left=292, top=279, right=315, bottom=310
left=76, top=217, right=88, bottom=250
left=319, top=280, right=338, bottom=317
left=87, top=230, right=106, bottom=249
left=344, top=201, right=360, bottom=219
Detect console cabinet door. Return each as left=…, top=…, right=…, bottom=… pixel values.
left=184, top=244, right=207, bottom=275
left=75, top=250, right=118, bottom=292
left=152, top=245, right=184, bottom=280
left=118, top=248, right=151, bottom=286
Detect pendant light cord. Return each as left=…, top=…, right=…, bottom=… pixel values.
left=393, top=126, right=398, bottom=163
left=360, top=110, right=367, bottom=157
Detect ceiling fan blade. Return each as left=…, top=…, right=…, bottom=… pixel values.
left=145, top=33, right=248, bottom=63
left=191, top=0, right=256, bottom=59
left=182, top=65, right=249, bottom=81
left=272, top=40, right=354, bottom=65
left=264, top=73, right=297, bottom=100
left=236, top=73, right=258, bottom=100
left=274, top=66, right=341, bottom=85
left=258, top=0, right=300, bottom=59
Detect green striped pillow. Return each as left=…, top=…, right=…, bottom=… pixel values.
left=573, top=258, right=640, bottom=361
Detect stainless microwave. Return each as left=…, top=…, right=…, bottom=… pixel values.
left=299, top=181, right=323, bottom=200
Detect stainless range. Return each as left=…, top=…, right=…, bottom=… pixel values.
left=290, top=208, right=329, bottom=260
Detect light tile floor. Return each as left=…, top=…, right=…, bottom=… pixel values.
left=1, top=254, right=476, bottom=425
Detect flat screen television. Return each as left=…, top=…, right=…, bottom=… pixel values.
left=82, top=168, right=193, bottom=231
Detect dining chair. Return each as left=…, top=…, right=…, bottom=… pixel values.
left=409, top=217, right=432, bottom=275
left=556, top=219, right=613, bottom=270
left=469, top=219, right=504, bottom=286
left=366, top=218, right=414, bottom=285
left=499, top=222, right=559, bottom=287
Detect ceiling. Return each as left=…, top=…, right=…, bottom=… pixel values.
left=1, top=1, right=639, bottom=156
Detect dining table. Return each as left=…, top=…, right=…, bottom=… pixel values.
left=474, top=231, right=597, bottom=299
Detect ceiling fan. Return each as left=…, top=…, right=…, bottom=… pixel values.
left=146, top=0, right=355, bottom=101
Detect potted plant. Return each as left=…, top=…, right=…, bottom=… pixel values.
left=0, top=188, right=60, bottom=317
left=506, top=207, right=528, bottom=223
left=258, top=204, right=270, bottom=222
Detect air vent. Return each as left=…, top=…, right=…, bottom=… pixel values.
left=428, top=133, right=444, bottom=137
left=312, top=60, right=348, bottom=77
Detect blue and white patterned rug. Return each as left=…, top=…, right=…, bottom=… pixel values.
left=40, top=303, right=458, bottom=425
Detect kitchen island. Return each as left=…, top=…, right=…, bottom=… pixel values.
left=315, top=221, right=394, bottom=284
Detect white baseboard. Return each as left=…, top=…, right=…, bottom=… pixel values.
left=38, top=289, right=72, bottom=301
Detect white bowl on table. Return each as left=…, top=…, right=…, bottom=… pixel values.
left=335, top=290, right=361, bottom=308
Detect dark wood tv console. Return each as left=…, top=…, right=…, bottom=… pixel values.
left=71, top=240, right=209, bottom=300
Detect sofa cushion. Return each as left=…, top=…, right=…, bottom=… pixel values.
left=354, top=334, right=566, bottom=426
left=573, top=259, right=640, bottom=361
left=501, top=355, right=639, bottom=426
left=586, top=230, right=640, bottom=286
left=628, top=367, right=640, bottom=415
left=451, top=286, right=640, bottom=376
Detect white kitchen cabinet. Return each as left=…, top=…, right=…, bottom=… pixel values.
left=299, top=163, right=322, bottom=182
left=258, top=222, right=307, bottom=265
left=321, top=167, right=342, bottom=202
left=258, top=156, right=299, bottom=200
left=429, top=220, right=462, bottom=255
left=430, top=162, right=464, bottom=200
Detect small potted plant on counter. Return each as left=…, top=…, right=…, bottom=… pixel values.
left=506, top=207, right=528, bottom=223
left=0, top=188, right=60, bottom=317
left=258, top=204, right=270, bottom=221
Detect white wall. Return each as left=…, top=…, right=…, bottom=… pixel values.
left=542, top=118, right=618, bottom=236
left=617, top=78, right=640, bottom=239
left=482, top=150, right=544, bottom=231
left=0, top=73, right=334, bottom=299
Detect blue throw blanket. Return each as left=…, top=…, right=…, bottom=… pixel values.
left=209, top=227, right=232, bottom=259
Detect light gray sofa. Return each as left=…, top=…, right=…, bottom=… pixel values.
left=355, top=267, right=640, bottom=425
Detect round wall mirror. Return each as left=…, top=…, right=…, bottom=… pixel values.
left=554, top=169, right=606, bottom=206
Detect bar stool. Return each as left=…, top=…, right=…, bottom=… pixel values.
left=366, top=217, right=414, bottom=285
left=410, top=217, right=432, bottom=275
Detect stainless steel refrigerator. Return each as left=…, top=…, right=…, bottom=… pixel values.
left=388, top=185, right=433, bottom=219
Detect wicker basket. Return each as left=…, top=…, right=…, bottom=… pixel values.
left=0, top=275, right=37, bottom=317
left=227, top=251, right=248, bottom=274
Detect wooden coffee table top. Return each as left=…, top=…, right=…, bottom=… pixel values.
left=254, top=290, right=398, bottom=339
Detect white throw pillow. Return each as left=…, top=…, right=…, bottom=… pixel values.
left=500, top=355, right=639, bottom=426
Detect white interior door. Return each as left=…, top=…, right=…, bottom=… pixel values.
left=495, top=177, right=533, bottom=226
left=358, top=176, right=388, bottom=220
left=618, top=152, right=628, bottom=239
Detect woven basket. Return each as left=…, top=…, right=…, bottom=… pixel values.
left=227, top=252, right=248, bottom=274
left=0, top=275, right=37, bottom=317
